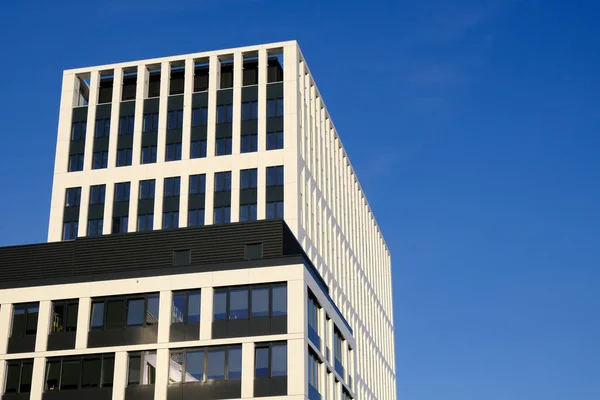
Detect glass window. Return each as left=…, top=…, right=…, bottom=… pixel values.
left=81, top=357, right=101, bottom=388
left=95, top=119, right=110, bottom=138
left=5, top=363, right=20, bottom=393
left=90, top=185, right=106, bottom=205
left=272, top=344, right=287, bottom=376
left=215, top=137, right=232, bottom=156
left=119, top=116, right=134, bottom=135
left=189, top=174, right=206, bottom=195
left=240, top=168, right=257, bottom=189
left=191, top=140, right=207, bottom=158
left=272, top=285, right=287, bottom=316
left=228, top=347, right=242, bottom=379
left=162, top=211, right=179, bottom=229
left=267, top=166, right=284, bottom=186
left=229, top=289, right=248, bottom=319
left=45, top=360, right=61, bottom=391
left=213, top=290, right=227, bottom=320
left=143, top=113, right=158, bottom=132
left=71, top=121, right=87, bottom=141
left=68, top=153, right=84, bottom=172
left=215, top=172, right=231, bottom=191
left=19, top=361, right=33, bottom=393
left=188, top=209, right=205, bottom=227
left=141, top=145, right=157, bottom=164
left=217, top=104, right=233, bottom=124
left=62, top=221, right=78, bottom=240
left=11, top=307, right=26, bottom=336
left=164, top=177, right=181, bottom=197
left=187, top=292, right=201, bottom=323
left=137, top=214, right=154, bottom=232
left=90, top=302, right=104, bottom=329
left=251, top=288, right=269, bottom=317
left=167, top=110, right=183, bottom=129
left=267, top=98, right=284, bottom=117
left=172, top=293, right=186, bottom=323
left=147, top=296, right=159, bottom=324
left=267, top=131, right=284, bottom=150
left=166, top=143, right=182, bottom=161
left=255, top=347, right=269, bottom=377
left=185, top=350, right=204, bottom=382
left=65, top=187, right=81, bottom=207
left=241, top=133, right=258, bottom=153
left=115, top=182, right=130, bottom=202
left=117, top=148, right=133, bottom=166
left=239, top=203, right=257, bottom=222
left=213, top=206, right=231, bottom=225
left=207, top=349, right=225, bottom=380
left=128, top=355, right=141, bottom=385
left=92, top=151, right=108, bottom=169
left=127, top=299, right=145, bottom=326
left=106, top=299, right=126, bottom=329
left=192, top=107, right=208, bottom=126
left=169, top=351, right=183, bottom=383
left=266, top=201, right=284, bottom=219
left=241, top=101, right=258, bottom=120
left=87, top=219, right=104, bottom=237
left=112, top=216, right=129, bottom=234
left=139, top=180, right=155, bottom=199
left=52, top=301, right=78, bottom=333
left=61, top=359, right=81, bottom=390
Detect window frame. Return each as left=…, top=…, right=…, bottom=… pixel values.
left=191, top=107, right=208, bottom=126
left=94, top=118, right=111, bottom=138
left=68, top=153, right=84, bottom=172
left=240, top=133, right=258, bottom=153
left=190, top=139, right=207, bottom=158
left=51, top=299, right=79, bottom=334
left=254, top=342, right=287, bottom=378
left=139, top=180, right=156, bottom=200
left=11, top=303, right=39, bottom=337
left=92, top=151, right=109, bottom=170
left=214, top=172, right=232, bottom=192
left=215, top=137, right=232, bottom=156
left=114, top=182, right=131, bottom=202
left=89, top=293, right=160, bottom=331
left=162, top=211, right=180, bottom=230
left=44, top=354, right=115, bottom=392
left=168, top=345, right=241, bottom=384
left=143, top=112, right=159, bottom=132
left=216, top=104, right=233, bottom=124
left=164, top=177, right=181, bottom=197
left=116, top=148, right=133, bottom=167
left=187, top=209, right=205, bottom=227
left=212, top=283, right=287, bottom=321
left=266, top=131, right=284, bottom=150
left=171, top=290, right=202, bottom=324
left=62, top=221, right=78, bottom=240
left=240, top=168, right=258, bottom=190
left=71, top=121, right=87, bottom=141
left=167, top=110, right=184, bottom=130
left=89, top=184, right=106, bottom=205
left=127, top=351, right=157, bottom=386
left=165, top=142, right=182, bottom=161
left=141, top=145, right=157, bottom=164
left=65, top=187, right=81, bottom=207
left=119, top=115, right=135, bottom=135
left=5, top=359, right=34, bottom=394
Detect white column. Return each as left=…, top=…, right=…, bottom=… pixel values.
left=157, top=290, right=172, bottom=343
left=257, top=48, right=268, bottom=152
left=230, top=168, right=240, bottom=223
left=154, top=348, right=170, bottom=400
left=179, top=171, right=189, bottom=228
left=78, top=185, right=90, bottom=238
left=30, top=357, right=46, bottom=400
left=153, top=177, right=164, bottom=231
left=288, top=279, right=305, bottom=335
left=206, top=55, right=220, bottom=157
left=83, top=70, right=100, bottom=171
left=199, top=287, right=213, bottom=340
left=231, top=52, right=243, bottom=156
left=241, top=342, right=255, bottom=398
left=181, top=58, right=194, bottom=161
left=288, top=338, right=306, bottom=396
left=128, top=178, right=140, bottom=232
left=112, top=351, right=128, bottom=400
left=108, top=68, right=123, bottom=169
left=103, top=183, right=115, bottom=235
left=0, top=360, right=6, bottom=394
left=257, top=158, right=266, bottom=220
left=156, top=61, right=170, bottom=163
left=132, top=65, right=147, bottom=166
left=35, top=300, right=52, bottom=352
left=0, top=303, right=13, bottom=354
left=75, top=297, right=91, bottom=349
left=204, top=172, right=215, bottom=225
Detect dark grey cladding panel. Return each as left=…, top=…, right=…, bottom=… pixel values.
left=120, top=100, right=136, bottom=116
left=215, top=123, right=232, bottom=139
left=72, top=106, right=88, bottom=122
left=88, top=204, right=105, bottom=220
left=93, top=136, right=110, bottom=152
left=168, top=380, right=241, bottom=400
left=167, top=95, right=184, bottom=110
left=254, top=376, right=288, bottom=397
left=166, top=129, right=182, bottom=144
left=241, top=86, right=258, bottom=102
left=95, top=104, right=112, bottom=119
left=163, top=197, right=180, bottom=213
left=266, top=186, right=284, bottom=202
left=141, top=132, right=158, bottom=146
left=212, top=316, right=287, bottom=339
left=63, top=207, right=80, bottom=223
left=190, top=126, right=207, bottom=141
left=240, top=189, right=257, bottom=205
left=117, top=134, right=134, bottom=150
left=7, top=335, right=35, bottom=354
left=124, top=385, right=155, bottom=400
left=88, top=325, right=158, bottom=348
left=137, top=199, right=155, bottom=215
left=241, top=120, right=258, bottom=135
left=47, top=332, right=76, bottom=351
left=266, top=117, right=284, bottom=132
left=191, top=92, right=208, bottom=107
left=42, top=387, right=112, bottom=400
left=143, top=98, right=160, bottom=113
left=2, top=393, right=31, bottom=400
left=188, top=194, right=205, bottom=209
left=170, top=322, right=200, bottom=342
left=113, top=202, right=130, bottom=218
left=266, top=82, right=284, bottom=99
left=69, top=140, right=85, bottom=155
left=216, top=89, right=233, bottom=105
left=213, top=191, right=231, bottom=207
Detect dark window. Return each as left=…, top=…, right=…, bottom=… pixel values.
left=334, top=328, right=344, bottom=365
left=12, top=303, right=39, bottom=336
left=148, top=71, right=161, bottom=98
left=69, top=154, right=84, bottom=172
left=166, top=143, right=182, bottom=161
left=241, top=133, right=258, bottom=153
left=267, top=166, right=284, bottom=186
left=92, top=151, right=108, bottom=169
left=240, top=168, right=257, bottom=189
left=239, top=204, right=257, bottom=222
left=115, top=182, right=131, bottom=202
left=192, top=107, right=208, bottom=126
left=162, top=211, right=179, bottom=229
left=94, top=118, right=111, bottom=138
left=90, top=184, right=106, bottom=205
left=71, top=121, right=87, bottom=141
left=267, top=98, right=284, bottom=117
left=213, top=206, right=231, bottom=225
left=62, top=221, right=78, bottom=240
left=172, top=290, right=201, bottom=323
left=141, top=145, right=157, bottom=164
left=127, top=351, right=156, bottom=386
left=245, top=243, right=263, bottom=261
left=308, top=350, right=321, bottom=393
left=308, top=293, right=321, bottom=340
left=90, top=294, right=159, bottom=330
left=215, top=172, right=231, bottom=192
left=119, top=115, right=135, bottom=135
left=168, top=346, right=241, bottom=383
left=266, top=201, right=284, bottom=219
left=255, top=343, right=287, bottom=378
left=5, top=359, right=33, bottom=393
left=215, top=137, right=232, bottom=156
left=267, top=131, right=284, bottom=150
left=188, top=209, right=205, bottom=227
left=189, top=174, right=206, bottom=195
left=143, top=113, right=159, bottom=132
left=87, top=219, right=103, bottom=237
left=191, top=140, right=207, bottom=158
left=117, top=148, right=133, bottom=166
left=139, top=180, right=155, bottom=199
left=137, top=214, right=154, bottom=232
left=65, top=187, right=81, bottom=207
left=217, top=104, right=233, bottom=124
left=164, top=177, right=181, bottom=197
left=45, top=354, right=114, bottom=391
left=51, top=300, right=79, bottom=333
left=112, top=216, right=128, bottom=233
left=173, top=250, right=191, bottom=267
left=213, top=284, right=287, bottom=321
left=241, top=101, right=258, bottom=120
left=167, top=110, right=183, bottom=129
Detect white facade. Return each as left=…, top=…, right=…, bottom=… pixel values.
left=47, top=41, right=395, bottom=399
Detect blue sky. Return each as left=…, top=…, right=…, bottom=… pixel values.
left=0, top=0, right=599, bottom=399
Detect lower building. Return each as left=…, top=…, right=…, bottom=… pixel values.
left=0, top=220, right=354, bottom=400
